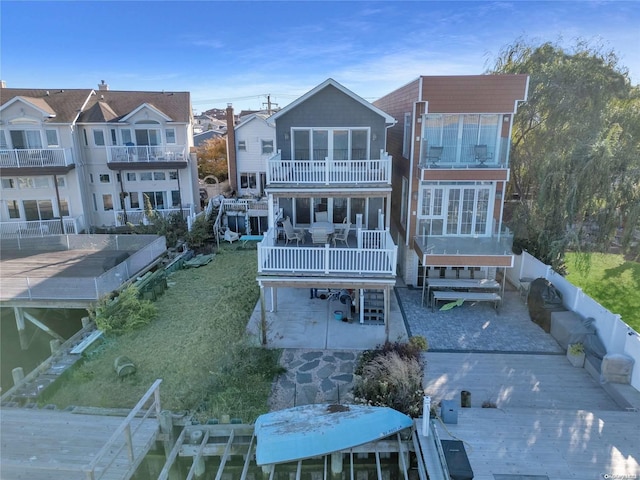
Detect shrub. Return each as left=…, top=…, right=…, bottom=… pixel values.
left=90, top=285, right=157, bottom=335
left=353, top=338, right=427, bottom=417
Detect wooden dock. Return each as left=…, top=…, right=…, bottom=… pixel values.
left=0, top=380, right=162, bottom=480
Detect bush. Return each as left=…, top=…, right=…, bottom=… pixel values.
left=90, top=285, right=157, bottom=335
left=353, top=338, right=427, bottom=417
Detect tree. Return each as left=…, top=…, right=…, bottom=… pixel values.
left=197, top=137, right=228, bottom=181
left=489, top=39, right=640, bottom=270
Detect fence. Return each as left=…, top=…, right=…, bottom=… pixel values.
left=0, top=216, right=85, bottom=239
left=0, top=235, right=166, bottom=301
left=507, top=251, right=640, bottom=389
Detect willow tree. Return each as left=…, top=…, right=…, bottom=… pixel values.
left=490, top=40, right=640, bottom=270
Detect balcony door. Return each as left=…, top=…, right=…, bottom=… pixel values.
left=9, top=130, right=42, bottom=149
left=292, top=128, right=369, bottom=161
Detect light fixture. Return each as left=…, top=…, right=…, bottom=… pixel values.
left=372, top=133, right=378, bottom=141
left=284, top=132, right=290, bottom=140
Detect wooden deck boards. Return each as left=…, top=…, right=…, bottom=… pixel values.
left=0, top=408, right=158, bottom=480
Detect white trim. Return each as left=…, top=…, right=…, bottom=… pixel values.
left=120, top=103, right=172, bottom=122
left=268, top=78, right=395, bottom=125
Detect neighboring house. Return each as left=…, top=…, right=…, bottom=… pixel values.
left=193, top=113, right=226, bottom=134
left=255, top=78, right=398, bottom=327
left=0, top=82, right=199, bottom=235
left=193, top=129, right=224, bottom=147
left=233, top=112, right=275, bottom=197
left=374, top=75, right=529, bottom=287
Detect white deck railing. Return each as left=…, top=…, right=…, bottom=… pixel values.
left=258, top=228, right=397, bottom=275
left=0, top=148, right=73, bottom=168
left=107, top=145, right=187, bottom=163
left=266, top=151, right=392, bottom=185
left=114, top=206, right=194, bottom=226
left=0, top=216, right=85, bottom=238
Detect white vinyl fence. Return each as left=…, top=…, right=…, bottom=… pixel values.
left=507, top=251, right=640, bottom=389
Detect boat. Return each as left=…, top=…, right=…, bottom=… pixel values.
left=254, top=403, right=413, bottom=465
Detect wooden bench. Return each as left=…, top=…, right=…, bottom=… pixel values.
left=432, top=291, right=501, bottom=312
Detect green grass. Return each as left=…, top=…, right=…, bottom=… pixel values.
left=565, top=252, right=640, bottom=332
left=44, top=247, right=283, bottom=423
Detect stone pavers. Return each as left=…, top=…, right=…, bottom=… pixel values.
left=395, top=285, right=563, bottom=353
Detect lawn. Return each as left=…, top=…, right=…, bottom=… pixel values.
left=44, top=247, right=283, bottom=423
left=565, top=252, right=640, bottom=333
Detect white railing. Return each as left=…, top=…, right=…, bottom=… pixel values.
left=258, top=228, right=397, bottom=275
left=507, top=251, right=640, bottom=390
left=0, top=148, right=73, bottom=168
left=0, top=216, right=85, bottom=238
left=106, top=145, right=186, bottom=163
left=114, top=206, right=194, bottom=226
left=266, top=150, right=392, bottom=185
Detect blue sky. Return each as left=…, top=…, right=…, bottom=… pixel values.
left=1, top=1, right=638, bottom=113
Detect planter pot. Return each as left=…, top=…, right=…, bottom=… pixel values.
left=567, top=351, right=585, bottom=368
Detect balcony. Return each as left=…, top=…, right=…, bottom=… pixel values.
left=266, top=151, right=392, bottom=186
left=0, top=216, right=85, bottom=239
left=106, top=145, right=188, bottom=170
left=414, top=230, right=514, bottom=267
left=257, top=227, right=397, bottom=276
left=0, top=148, right=74, bottom=174
left=418, top=143, right=509, bottom=170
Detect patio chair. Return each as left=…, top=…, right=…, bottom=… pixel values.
left=332, top=221, right=351, bottom=247
left=224, top=228, right=240, bottom=243
left=315, top=211, right=328, bottom=222
left=474, top=145, right=493, bottom=166
left=283, top=216, right=305, bottom=245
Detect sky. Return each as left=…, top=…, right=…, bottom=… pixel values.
left=1, top=1, right=639, bottom=113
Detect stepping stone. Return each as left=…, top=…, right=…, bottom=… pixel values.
left=298, top=359, right=320, bottom=372
left=296, top=372, right=312, bottom=384
left=301, top=351, right=323, bottom=361
left=317, top=364, right=335, bottom=379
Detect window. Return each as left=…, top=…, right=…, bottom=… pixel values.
left=56, top=176, right=65, bottom=187
left=59, top=199, right=70, bottom=216
left=121, top=129, right=132, bottom=145
left=401, top=177, right=408, bottom=228
left=23, top=199, right=53, bottom=221
left=143, top=191, right=165, bottom=209
left=422, top=114, right=500, bottom=164
left=240, top=172, right=257, bottom=189
left=102, top=194, right=114, bottom=211
left=292, top=128, right=369, bottom=161
left=129, top=192, right=140, bottom=209
left=83, top=129, right=88, bottom=146
left=1, top=178, right=15, bottom=189
left=89, top=173, right=94, bottom=183
left=10, top=130, right=42, bottom=149
left=403, top=113, right=412, bottom=159
left=93, top=130, right=105, bottom=146
left=417, top=183, right=493, bottom=236
left=17, top=177, right=49, bottom=188
left=169, top=171, right=178, bottom=180
left=135, top=128, right=160, bottom=146
left=7, top=200, right=20, bottom=218
left=126, top=172, right=137, bottom=181
left=45, top=130, right=59, bottom=147
left=0, top=131, right=7, bottom=149
left=171, top=190, right=181, bottom=207
left=261, top=139, right=273, bottom=155
left=165, top=129, right=176, bottom=144
left=153, top=172, right=166, bottom=181
left=92, top=193, right=98, bottom=211
left=99, top=173, right=111, bottom=183
left=238, top=140, right=246, bottom=151
left=110, top=129, right=118, bottom=145
left=140, top=172, right=152, bottom=181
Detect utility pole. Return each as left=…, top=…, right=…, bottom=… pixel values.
left=262, top=94, right=279, bottom=114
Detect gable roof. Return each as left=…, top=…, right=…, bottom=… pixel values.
left=236, top=112, right=272, bottom=131
left=0, top=88, right=94, bottom=123
left=77, top=90, right=192, bottom=124
left=269, top=78, right=395, bottom=125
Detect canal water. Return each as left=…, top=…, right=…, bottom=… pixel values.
left=0, top=307, right=84, bottom=394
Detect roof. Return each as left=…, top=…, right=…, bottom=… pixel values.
left=235, top=112, right=272, bottom=131
left=193, top=130, right=225, bottom=147
left=78, top=90, right=192, bottom=123
left=269, top=78, right=395, bottom=125
left=0, top=88, right=94, bottom=123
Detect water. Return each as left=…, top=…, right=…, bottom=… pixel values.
left=0, top=307, right=84, bottom=394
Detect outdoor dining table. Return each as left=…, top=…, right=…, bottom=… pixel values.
left=309, top=222, right=335, bottom=243
left=421, top=278, right=501, bottom=307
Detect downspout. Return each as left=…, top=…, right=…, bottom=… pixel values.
left=118, top=170, right=128, bottom=224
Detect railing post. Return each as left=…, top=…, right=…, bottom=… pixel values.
left=324, top=244, right=330, bottom=274
left=124, top=424, right=134, bottom=462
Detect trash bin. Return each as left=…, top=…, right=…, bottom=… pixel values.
left=333, top=311, right=343, bottom=321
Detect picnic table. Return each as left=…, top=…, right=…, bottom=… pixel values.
left=421, top=278, right=500, bottom=307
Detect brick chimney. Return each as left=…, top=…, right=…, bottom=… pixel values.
left=98, top=80, right=109, bottom=91
left=226, top=103, right=238, bottom=194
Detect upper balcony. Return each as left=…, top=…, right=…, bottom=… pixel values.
left=266, top=150, right=392, bottom=187
left=418, top=143, right=509, bottom=171
left=0, top=148, right=75, bottom=175
left=106, top=145, right=188, bottom=170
